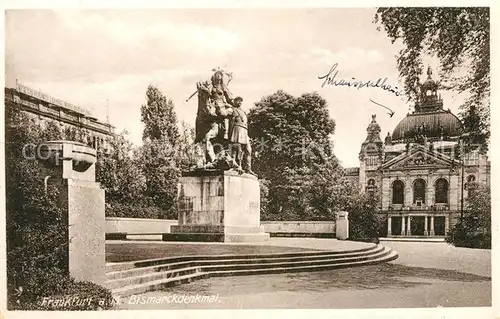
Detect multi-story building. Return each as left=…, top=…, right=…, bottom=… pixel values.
left=5, top=81, right=115, bottom=152
left=347, top=68, right=490, bottom=238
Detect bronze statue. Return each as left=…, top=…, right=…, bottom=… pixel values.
left=191, top=68, right=254, bottom=174
left=227, top=96, right=254, bottom=174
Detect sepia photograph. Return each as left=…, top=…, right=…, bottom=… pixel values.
left=1, top=3, right=495, bottom=317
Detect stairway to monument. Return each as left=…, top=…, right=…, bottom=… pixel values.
left=106, top=244, right=398, bottom=296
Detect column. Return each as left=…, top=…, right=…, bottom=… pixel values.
left=424, top=215, right=428, bottom=236
left=445, top=215, right=450, bottom=235
left=430, top=215, right=435, bottom=236
left=407, top=215, right=412, bottom=236
left=36, top=141, right=105, bottom=285
left=401, top=215, right=406, bottom=236
left=387, top=216, right=392, bottom=237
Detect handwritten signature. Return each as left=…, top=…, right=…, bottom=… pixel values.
left=318, top=63, right=404, bottom=97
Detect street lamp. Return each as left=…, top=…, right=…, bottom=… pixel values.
left=458, top=132, right=471, bottom=219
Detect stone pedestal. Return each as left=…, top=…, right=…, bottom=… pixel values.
left=387, top=216, right=392, bottom=237
left=335, top=211, right=349, bottom=240
left=164, top=170, right=269, bottom=242
left=37, top=140, right=105, bottom=285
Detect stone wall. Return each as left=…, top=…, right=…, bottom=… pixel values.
left=260, top=221, right=336, bottom=237
left=106, top=219, right=338, bottom=239
left=106, top=217, right=177, bottom=240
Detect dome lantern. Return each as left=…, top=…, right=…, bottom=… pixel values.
left=417, top=66, right=443, bottom=113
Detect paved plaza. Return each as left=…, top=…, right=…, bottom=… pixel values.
left=114, top=240, right=491, bottom=309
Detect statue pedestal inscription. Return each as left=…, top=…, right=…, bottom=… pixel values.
left=37, top=140, right=105, bottom=285
left=164, top=170, right=270, bottom=242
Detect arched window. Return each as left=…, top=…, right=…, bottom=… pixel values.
left=413, top=179, right=426, bottom=204
left=435, top=178, right=449, bottom=204
left=392, top=180, right=404, bottom=205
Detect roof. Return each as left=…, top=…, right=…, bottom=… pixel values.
left=345, top=167, right=359, bottom=176
left=392, top=110, right=463, bottom=142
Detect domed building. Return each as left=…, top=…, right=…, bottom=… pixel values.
left=346, top=67, right=490, bottom=238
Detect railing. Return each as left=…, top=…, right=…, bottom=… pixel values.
left=388, top=205, right=450, bottom=211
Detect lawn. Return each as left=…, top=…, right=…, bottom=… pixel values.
left=106, top=242, right=321, bottom=262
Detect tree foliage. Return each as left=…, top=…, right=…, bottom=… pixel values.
left=96, top=131, right=146, bottom=204
left=5, top=106, right=113, bottom=310
left=374, top=7, right=490, bottom=145
left=248, top=90, right=344, bottom=221
left=139, top=85, right=181, bottom=215
left=344, top=191, right=381, bottom=242
left=447, top=184, right=491, bottom=249
left=141, top=85, right=180, bottom=144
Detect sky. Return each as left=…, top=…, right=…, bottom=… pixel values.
left=5, top=8, right=469, bottom=167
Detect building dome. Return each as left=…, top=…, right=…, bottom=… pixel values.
left=421, top=66, right=439, bottom=90
left=392, top=110, right=463, bottom=142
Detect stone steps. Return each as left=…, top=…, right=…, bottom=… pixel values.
left=106, top=245, right=385, bottom=281
left=107, top=244, right=398, bottom=297
left=106, top=244, right=378, bottom=273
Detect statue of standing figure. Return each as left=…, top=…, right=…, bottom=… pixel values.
left=192, top=68, right=254, bottom=175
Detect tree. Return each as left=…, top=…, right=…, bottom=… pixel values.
left=248, top=90, right=343, bottom=220
left=447, top=184, right=491, bottom=249
left=344, top=191, right=381, bottom=242
left=374, top=7, right=490, bottom=147
left=139, top=85, right=181, bottom=215
left=141, top=85, right=180, bottom=144
left=96, top=131, right=146, bottom=204
left=5, top=106, right=113, bottom=309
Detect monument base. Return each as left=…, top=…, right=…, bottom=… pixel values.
left=164, top=170, right=270, bottom=243
left=52, top=178, right=105, bottom=285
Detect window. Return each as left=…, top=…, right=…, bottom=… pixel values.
left=366, top=157, right=378, bottom=166
left=413, top=179, right=426, bottom=204
left=392, top=180, right=404, bottom=205
left=435, top=178, right=449, bottom=204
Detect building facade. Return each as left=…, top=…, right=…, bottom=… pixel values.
left=347, top=68, right=490, bottom=237
left=5, top=81, right=115, bottom=152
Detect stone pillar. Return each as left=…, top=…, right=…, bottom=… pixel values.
left=166, top=170, right=269, bottom=243
left=382, top=178, right=391, bottom=210
left=335, top=211, right=349, bottom=240
left=427, top=180, right=435, bottom=208
left=424, top=215, right=428, bottom=236
left=407, top=215, right=412, bottom=236
left=445, top=215, right=450, bottom=235
left=449, top=174, right=460, bottom=211
left=387, top=216, right=392, bottom=237
left=430, top=215, right=435, bottom=236
left=36, top=141, right=105, bottom=285
left=401, top=215, right=406, bottom=236
left=404, top=175, right=412, bottom=207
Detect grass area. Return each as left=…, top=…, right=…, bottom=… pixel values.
left=106, top=243, right=321, bottom=262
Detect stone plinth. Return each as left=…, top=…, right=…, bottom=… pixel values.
left=335, top=211, right=349, bottom=240
left=164, top=170, right=269, bottom=243
left=36, top=140, right=105, bottom=285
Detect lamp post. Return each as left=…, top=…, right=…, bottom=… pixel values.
left=460, top=147, right=464, bottom=219
left=459, top=133, right=471, bottom=219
